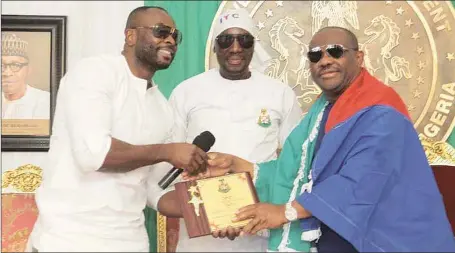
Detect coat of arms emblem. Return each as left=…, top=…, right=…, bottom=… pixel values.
left=257, top=108, right=271, bottom=128
left=218, top=178, right=231, bottom=193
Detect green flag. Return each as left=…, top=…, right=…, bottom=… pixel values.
left=146, top=1, right=222, bottom=98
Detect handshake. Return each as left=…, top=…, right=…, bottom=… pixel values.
left=159, top=131, right=240, bottom=188
left=158, top=131, right=217, bottom=189
left=181, top=152, right=245, bottom=180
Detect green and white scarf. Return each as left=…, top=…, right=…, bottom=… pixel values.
left=253, top=96, right=328, bottom=252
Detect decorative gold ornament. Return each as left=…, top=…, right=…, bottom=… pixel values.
left=2, top=164, right=42, bottom=192
left=157, top=213, right=167, bottom=253
left=420, top=135, right=455, bottom=165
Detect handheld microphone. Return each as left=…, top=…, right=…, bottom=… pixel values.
left=158, top=131, right=215, bottom=189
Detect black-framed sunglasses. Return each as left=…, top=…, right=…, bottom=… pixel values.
left=215, top=34, right=255, bottom=49
left=307, top=44, right=358, bottom=63
left=133, top=23, right=183, bottom=45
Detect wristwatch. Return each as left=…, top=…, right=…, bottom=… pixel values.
left=284, top=202, right=298, bottom=222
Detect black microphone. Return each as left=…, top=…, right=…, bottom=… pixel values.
left=158, top=131, right=215, bottom=189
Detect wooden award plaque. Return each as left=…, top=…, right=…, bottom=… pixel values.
left=175, top=172, right=259, bottom=238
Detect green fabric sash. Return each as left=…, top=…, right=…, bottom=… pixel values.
left=254, top=96, right=327, bottom=252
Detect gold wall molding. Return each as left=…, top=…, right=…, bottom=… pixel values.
left=2, top=164, right=42, bottom=193
left=157, top=212, right=167, bottom=252
left=420, top=136, right=455, bottom=166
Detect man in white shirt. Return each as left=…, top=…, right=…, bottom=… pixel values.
left=156, top=8, right=303, bottom=252
left=1, top=33, right=50, bottom=119
left=29, top=6, right=208, bottom=252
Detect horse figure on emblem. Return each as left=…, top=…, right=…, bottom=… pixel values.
left=265, top=17, right=319, bottom=105
left=362, top=15, right=412, bottom=85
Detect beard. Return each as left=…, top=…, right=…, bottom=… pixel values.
left=135, top=42, right=173, bottom=70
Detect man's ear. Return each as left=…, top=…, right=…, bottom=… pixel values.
left=356, top=50, right=364, bottom=67
left=125, top=29, right=137, bottom=46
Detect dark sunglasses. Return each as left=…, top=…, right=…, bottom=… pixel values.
left=216, top=34, right=255, bottom=49
left=133, top=24, right=183, bottom=45
left=307, top=44, right=358, bottom=63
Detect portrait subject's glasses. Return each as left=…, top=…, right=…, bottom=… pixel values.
left=216, top=34, right=255, bottom=49
left=307, top=44, right=358, bottom=63
left=133, top=24, right=183, bottom=45
left=2, top=62, right=29, bottom=73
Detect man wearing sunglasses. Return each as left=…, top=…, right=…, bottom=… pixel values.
left=154, top=8, right=302, bottom=252
left=28, top=6, right=208, bottom=252
left=197, top=26, right=455, bottom=252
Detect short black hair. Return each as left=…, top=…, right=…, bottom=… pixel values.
left=125, top=6, right=168, bottom=29
left=317, top=26, right=359, bottom=49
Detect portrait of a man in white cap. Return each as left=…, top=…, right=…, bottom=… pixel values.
left=2, top=32, right=50, bottom=120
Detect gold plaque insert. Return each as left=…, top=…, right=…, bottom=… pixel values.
left=197, top=173, right=256, bottom=231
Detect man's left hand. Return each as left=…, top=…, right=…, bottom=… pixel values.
left=212, top=226, right=241, bottom=241
left=234, top=203, right=288, bottom=235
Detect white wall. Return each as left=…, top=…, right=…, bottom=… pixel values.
left=1, top=1, right=142, bottom=193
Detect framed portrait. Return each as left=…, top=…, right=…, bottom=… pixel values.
left=1, top=15, right=66, bottom=151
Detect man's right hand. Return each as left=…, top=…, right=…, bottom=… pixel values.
left=182, top=152, right=254, bottom=180
left=182, top=152, right=237, bottom=180
left=162, top=143, right=208, bottom=173
left=206, top=152, right=236, bottom=176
